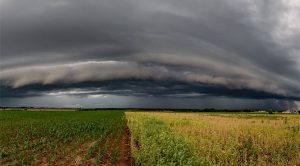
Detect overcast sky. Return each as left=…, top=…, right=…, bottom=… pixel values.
left=0, top=0, right=299, bottom=109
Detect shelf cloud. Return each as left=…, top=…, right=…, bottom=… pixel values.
left=0, top=0, right=299, bottom=109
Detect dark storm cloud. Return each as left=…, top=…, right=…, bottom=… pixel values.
left=1, top=80, right=299, bottom=102
left=0, top=0, right=300, bottom=106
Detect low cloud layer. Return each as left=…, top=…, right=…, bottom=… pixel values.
left=1, top=60, right=299, bottom=99
left=0, top=0, right=299, bottom=109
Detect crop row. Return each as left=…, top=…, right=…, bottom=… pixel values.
left=0, top=111, right=126, bottom=165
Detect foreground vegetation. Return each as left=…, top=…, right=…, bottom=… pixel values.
left=0, top=110, right=127, bottom=165
left=126, top=112, right=210, bottom=166
left=127, top=112, right=300, bottom=166
left=1, top=109, right=299, bottom=165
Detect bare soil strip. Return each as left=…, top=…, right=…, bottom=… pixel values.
left=115, top=126, right=132, bottom=166
left=101, top=126, right=132, bottom=166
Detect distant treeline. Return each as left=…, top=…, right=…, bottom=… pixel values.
left=78, top=108, right=275, bottom=113
left=0, top=107, right=278, bottom=113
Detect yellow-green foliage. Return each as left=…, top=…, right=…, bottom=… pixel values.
left=126, top=112, right=210, bottom=166
left=127, top=112, right=300, bottom=166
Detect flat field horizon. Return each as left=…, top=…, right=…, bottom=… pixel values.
left=1, top=1, right=300, bottom=165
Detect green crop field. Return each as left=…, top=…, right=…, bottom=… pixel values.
left=0, top=110, right=130, bottom=165
left=1, top=109, right=300, bottom=166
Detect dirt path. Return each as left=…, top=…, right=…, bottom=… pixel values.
left=101, top=126, right=132, bottom=166
left=115, top=126, right=132, bottom=166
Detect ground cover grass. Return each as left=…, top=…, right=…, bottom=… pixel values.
left=126, top=112, right=210, bottom=166
left=130, top=112, right=300, bottom=166
left=0, top=110, right=126, bottom=165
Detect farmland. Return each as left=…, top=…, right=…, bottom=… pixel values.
left=127, top=112, right=300, bottom=165
left=0, top=110, right=131, bottom=165
left=1, top=109, right=300, bottom=165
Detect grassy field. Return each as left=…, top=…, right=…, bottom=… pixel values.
left=1, top=109, right=300, bottom=165
left=0, top=110, right=130, bottom=165
left=127, top=112, right=300, bottom=166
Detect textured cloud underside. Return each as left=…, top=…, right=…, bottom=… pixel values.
left=0, top=0, right=299, bottom=101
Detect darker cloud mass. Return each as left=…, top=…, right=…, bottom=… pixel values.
left=0, top=0, right=299, bottom=108
left=1, top=80, right=298, bottom=101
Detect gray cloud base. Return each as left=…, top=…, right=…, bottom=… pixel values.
left=0, top=0, right=300, bottom=108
